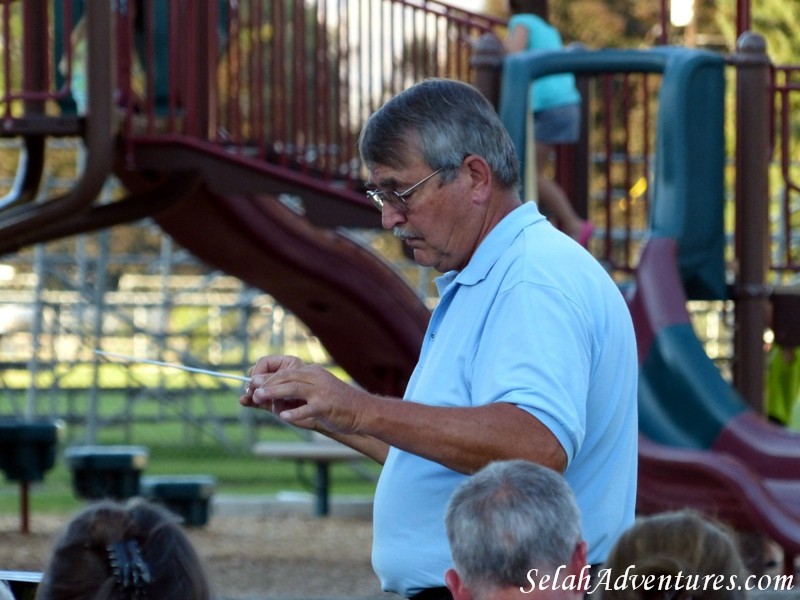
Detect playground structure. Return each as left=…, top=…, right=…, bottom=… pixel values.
left=1, top=0, right=800, bottom=564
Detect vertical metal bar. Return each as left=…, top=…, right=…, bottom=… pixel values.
left=2, top=0, right=11, bottom=116
left=775, top=66, right=800, bottom=271
left=363, top=0, right=371, bottom=116
left=20, top=481, right=30, bottom=534
left=228, top=3, right=241, bottom=146
left=197, top=1, right=213, bottom=141
left=314, top=462, right=330, bottom=516
left=254, top=0, right=266, bottom=158
left=143, top=0, right=155, bottom=134
left=207, top=0, right=220, bottom=142
left=25, top=245, right=45, bottom=422
left=275, top=0, right=286, bottom=165
left=554, top=66, right=590, bottom=222
left=22, top=0, right=48, bottom=113
left=317, top=0, right=328, bottom=176
left=87, top=230, right=110, bottom=444
left=622, top=73, right=633, bottom=266
left=659, top=0, right=669, bottom=45
left=778, top=69, right=791, bottom=268
left=736, top=0, right=751, bottom=40
left=59, top=1, right=75, bottom=100
left=642, top=73, right=652, bottom=236
left=184, top=1, right=198, bottom=135
left=602, top=75, right=614, bottom=264
left=168, top=0, right=179, bottom=131
left=269, top=0, right=278, bottom=157
left=733, top=32, right=770, bottom=412
left=341, top=0, right=353, bottom=176
left=384, top=3, right=390, bottom=98
left=116, top=0, right=134, bottom=126
left=294, top=0, right=305, bottom=168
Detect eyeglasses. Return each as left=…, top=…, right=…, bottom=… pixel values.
left=366, top=167, right=445, bottom=213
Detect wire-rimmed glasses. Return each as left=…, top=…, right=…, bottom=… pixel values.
left=366, top=167, right=445, bottom=213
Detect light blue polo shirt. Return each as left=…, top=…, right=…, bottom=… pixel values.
left=371, top=201, right=638, bottom=597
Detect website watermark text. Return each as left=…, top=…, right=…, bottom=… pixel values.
left=519, top=565, right=794, bottom=594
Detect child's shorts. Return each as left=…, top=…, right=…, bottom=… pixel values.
left=534, top=103, right=581, bottom=144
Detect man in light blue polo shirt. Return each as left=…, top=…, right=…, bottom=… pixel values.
left=241, top=78, right=638, bottom=600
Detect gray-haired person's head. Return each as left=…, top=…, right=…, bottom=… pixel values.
left=445, top=459, right=582, bottom=593
left=358, top=78, right=520, bottom=191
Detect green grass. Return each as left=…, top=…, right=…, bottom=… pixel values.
left=0, top=442, right=380, bottom=516
left=0, top=389, right=380, bottom=516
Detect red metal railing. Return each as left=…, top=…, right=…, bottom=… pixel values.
left=116, top=0, right=503, bottom=186
left=0, top=0, right=798, bottom=277
left=583, top=72, right=657, bottom=273
left=772, top=64, right=800, bottom=275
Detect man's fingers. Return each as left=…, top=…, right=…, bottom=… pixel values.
left=250, top=355, right=305, bottom=377
left=278, top=401, right=315, bottom=424
left=274, top=398, right=305, bottom=412
left=252, top=378, right=304, bottom=404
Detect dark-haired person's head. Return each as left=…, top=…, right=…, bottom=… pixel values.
left=36, top=497, right=212, bottom=600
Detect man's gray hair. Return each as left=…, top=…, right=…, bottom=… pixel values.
left=358, top=78, right=520, bottom=190
left=445, top=459, right=582, bottom=591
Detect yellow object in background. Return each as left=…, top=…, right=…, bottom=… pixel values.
left=767, top=345, right=800, bottom=427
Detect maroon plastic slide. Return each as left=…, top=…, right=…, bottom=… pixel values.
left=629, top=237, right=800, bottom=573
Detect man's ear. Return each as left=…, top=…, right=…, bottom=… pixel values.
left=446, top=568, right=474, bottom=600
left=572, top=540, right=589, bottom=593
left=463, top=154, right=492, bottom=204
left=573, top=540, right=588, bottom=571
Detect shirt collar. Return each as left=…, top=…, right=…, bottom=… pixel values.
left=435, top=201, right=545, bottom=293
left=444, top=202, right=545, bottom=293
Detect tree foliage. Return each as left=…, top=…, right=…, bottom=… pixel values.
left=480, top=0, right=799, bottom=57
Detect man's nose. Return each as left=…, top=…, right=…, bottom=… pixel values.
left=380, top=204, right=405, bottom=230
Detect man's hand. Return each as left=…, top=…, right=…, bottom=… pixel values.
left=239, top=355, right=370, bottom=435
left=240, top=355, right=306, bottom=412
